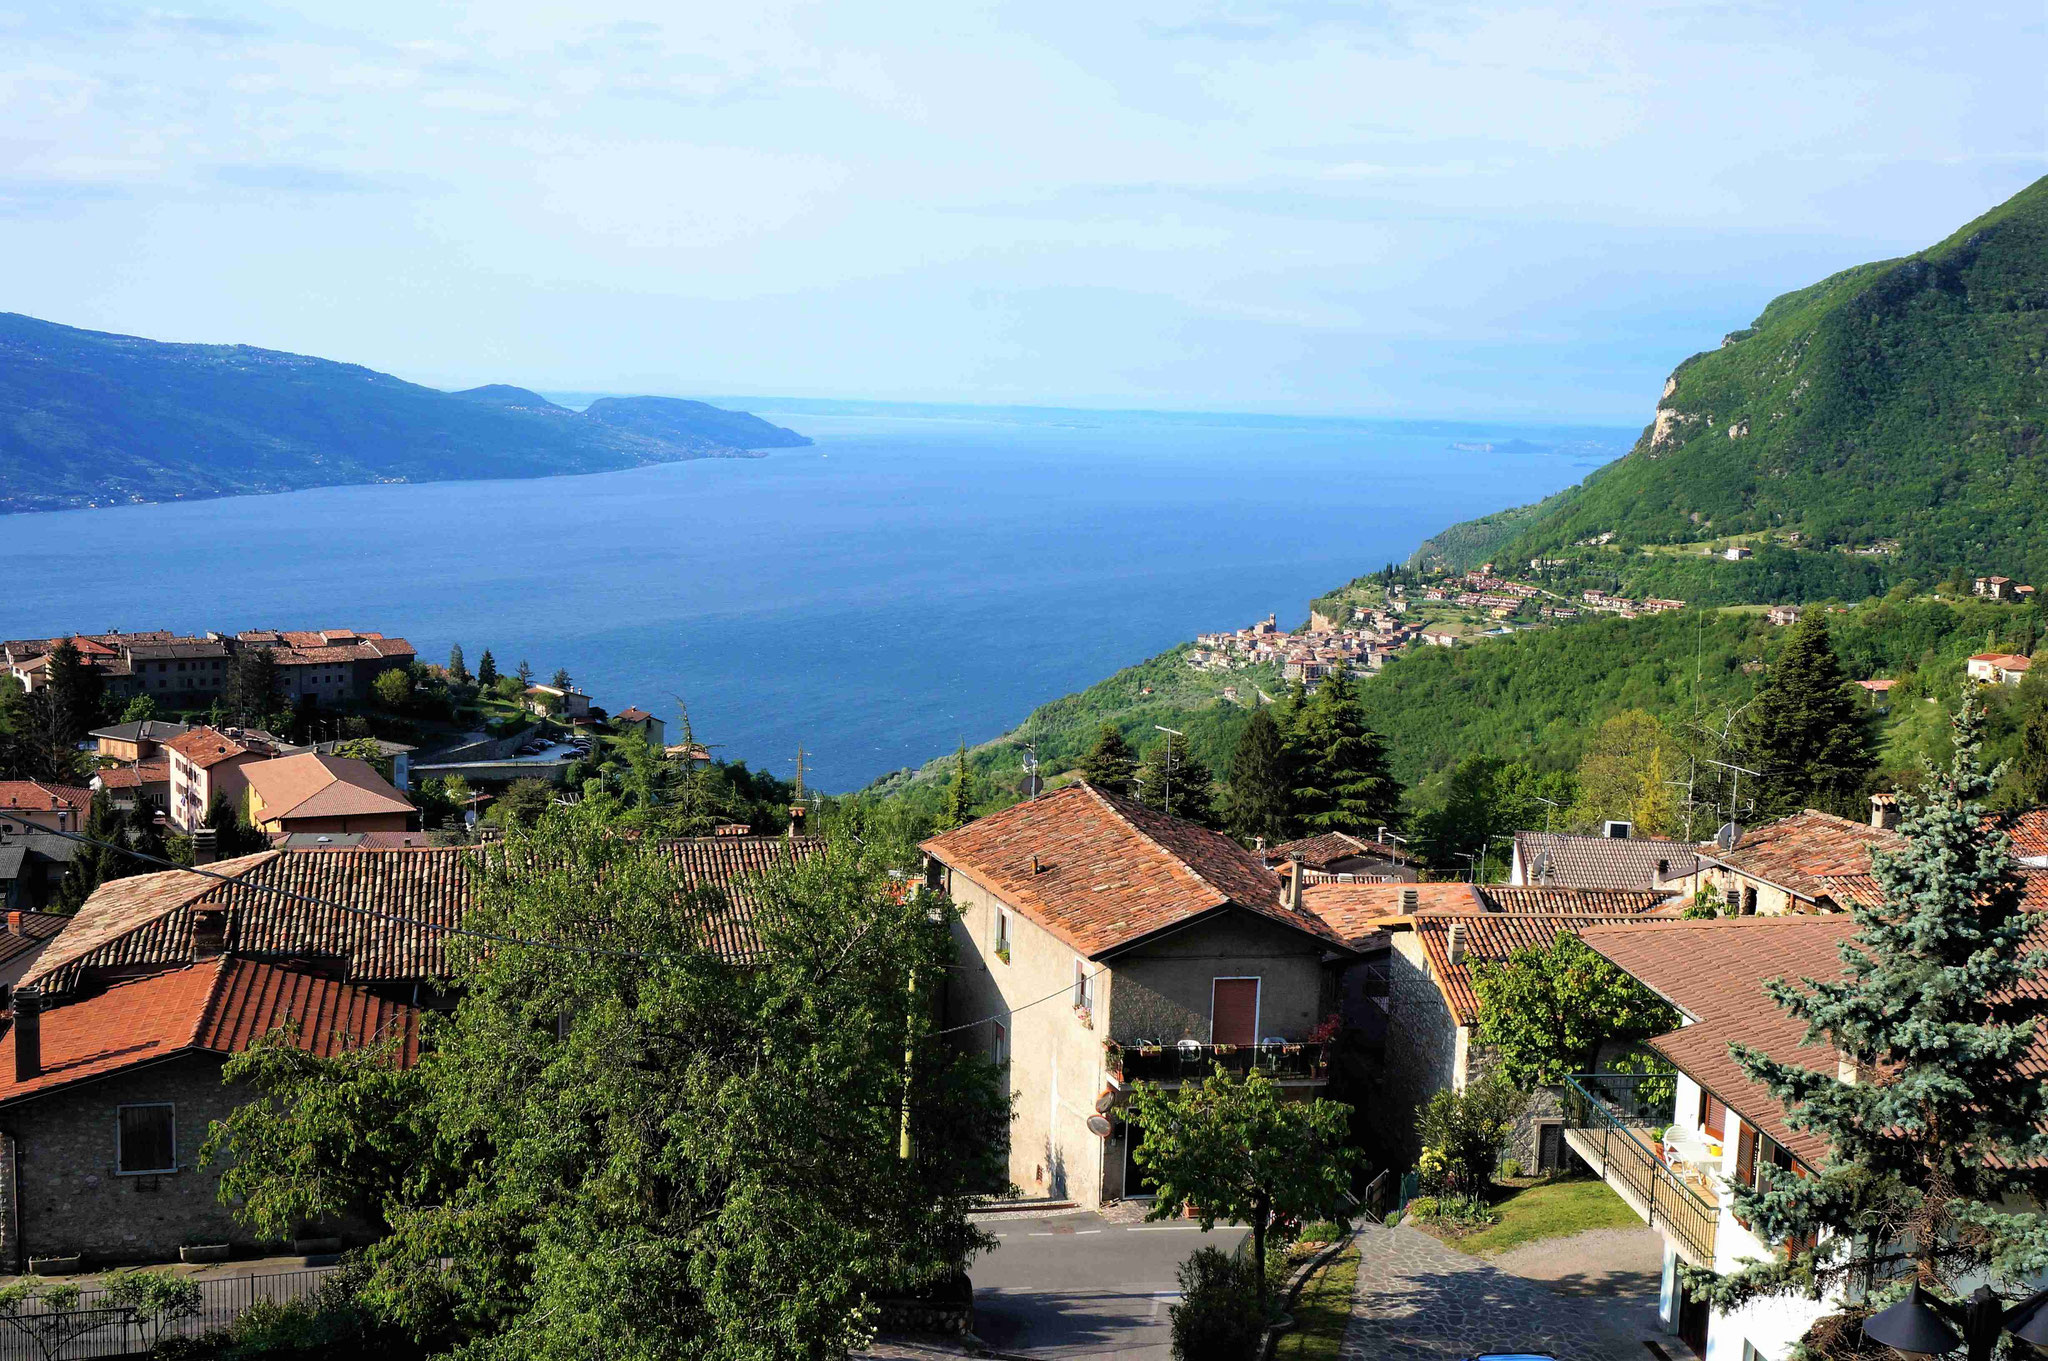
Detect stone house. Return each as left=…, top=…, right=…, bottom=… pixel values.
left=0, top=955, right=422, bottom=1269
left=1663, top=806, right=1903, bottom=916
left=234, top=630, right=417, bottom=707
left=1305, top=882, right=1679, bottom=1173
left=922, top=783, right=1354, bottom=1209
left=612, top=707, right=666, bottom=748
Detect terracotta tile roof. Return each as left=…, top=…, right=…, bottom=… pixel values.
left=1513, top=832, right=1699, bottom=889
left=1995, top=809, right=2048, bottom=862
left=243, top=753, right=414, bottom=824
left=1405, top=911, right=1685, bottom=1026
left=656, top=836, right=827, bottom=961
left=0, top=782, right=92, bottom=813
left=0, top=957, right=420, bottom=1108
left=278, top=831, right=437, bottom=849
left=1698, top=809, right=1903, bottom=907
left=162, top=726, right=257, bottom=771
left=614, top=708, right=654, bottom=723
left=1271, top=831, right=1413, bottom=868
left=93, top=760, right=170, bottom=791
left=1479, top=886, right=1681, bottom=915
left=1303, top=882, right=1484, bottom=944
left=923, top=783, right=1347, bottom=957
left=0, top=912, right=68, bottom=972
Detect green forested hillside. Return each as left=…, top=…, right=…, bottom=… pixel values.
left=1414, top=176, right=2048, bottom=599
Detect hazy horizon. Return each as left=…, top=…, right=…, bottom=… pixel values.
left=5, top=2, right=2042, bottom=423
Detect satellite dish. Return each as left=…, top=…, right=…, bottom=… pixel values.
left=1716, top=822, right=1743, bottom=851
left=1086, top=1114, right=1113, bottom=1138
left=1094, top=1085, right=1121, bottom=1115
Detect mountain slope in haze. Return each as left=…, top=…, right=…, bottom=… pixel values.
left=1414, top=175, right=2048, bottom=600
left=585, top=396, right=813, bottom=450
left=0, top=314, right=811, bottom=515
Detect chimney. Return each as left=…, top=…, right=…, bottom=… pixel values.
left=5, top=912, right=18, bottom=937
left=1285, top=854, right=1304, bottom=911
left=1656, top=858, right=1670, bottom=879
left=1029, top=854, right=1043, bottom=876
left=1447, top=921, right=1467, bottom=965
left=191, top=906, right=227, bottom=960
left=1870, top=793, right=1899, bottom=831
left=1401, top=886, right=1418, bottom=913
left=191, top=827, right=218, bottom=866
left=1836, top=1054, right=1859, bottom=1085
left=786, top=804, right=807, bottom=839
left=13, top=987, right=41, bottom=1082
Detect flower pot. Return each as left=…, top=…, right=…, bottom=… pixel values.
left=180, top=1244, right=230, bottom=1264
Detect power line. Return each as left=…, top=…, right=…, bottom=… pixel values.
left=934, top=962, right=1112, bottom=1036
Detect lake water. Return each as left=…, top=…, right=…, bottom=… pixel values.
left=0, top=405, right=1627, bottom=791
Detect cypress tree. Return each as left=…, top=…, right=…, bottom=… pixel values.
left=1736, top=612, right=1875, bottom=820
left=1685, top=694, right=2048, bottom=1318
left=936, top=743, right=976, bottom=832
left=477, top=651, right=500, bottom=687
left=1225, top=708, right=1293, bottom=846
left=516, top=660, right=534, bottom=687
left=447, top=643, right=469, bottom=683
left=1285, top=672, right=1401, bottom=835
left=1137, top=730, right=1217, bottom=827
left=1078, top=724, right=1138, bottom=798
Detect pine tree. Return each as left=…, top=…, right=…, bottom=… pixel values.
left=1285, top=672, right=1401, bottom=835
left=226, top=648, right=279, bottom=725
left=1737, top=612, right=1875, bottom=820
left=1225, top=707, right=1293, bottom=846
left=1684, top=694, right=2048, bottom=1321
left=54, top=790, right=124, bottom=914
left=936, top=743, right=976, bottom=832
left=516, top=660, right=534, bottom=687
left=447, top=643, right=469, bottom=683
left=1137, top=730, right=1216, bottom=827
left=476, top=650, right=499, bottom=687
left=551, top=667, right=572, bottom=690
left=1078, top=724, right=1138, bottom=798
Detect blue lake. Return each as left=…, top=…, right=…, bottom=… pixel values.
left=0, top=405, right=1627, bottom=791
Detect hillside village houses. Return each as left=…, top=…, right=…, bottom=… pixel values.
left=1967, top=650, right=2033, bottom=685
left=2, top=629, right=415, bottom=707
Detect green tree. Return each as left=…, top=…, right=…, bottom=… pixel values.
left=0, top=1281, right=116, bottom=1361
left=1138, top=729, right=1217, bottom=827
left=1224, top=707, right=1292, bottom=846
left=1471, top=933, right=1678, bottom=1090
left=1683, top=695, right=2048, bottom=1322
left=446, top=643, right=469, bottom=683
left=1078, top=724, right=1138, bottom=798
left=53, top=790, right=125, bottom=914
left=549, top=666, right=571, bottom=690
left=1284, top=672, right=1401, bottom=835
left=515, top=659, right=533, bottom=686
left=2005, top=652, right=2048, bottom=807
left=204, top=791, right=265, bottom=858
left=371, top=667, right=413, bottom=711
left=1736, top=611, right=1875, bottom=820
left=1414, top=1073, right=1525, bottom=1194
left=935, top=742, right=976, bottom=832
left=488, top=778, right=554, bottom=829
left=205, top=813, right=1008, bottom=1360
left=1570, top=709, right=1684, bottom=836
left=476, top=650, right=499, bottom=687
left=99, top=1272, right=202, bottom=1353
left=225, top=647, right=279, bottom=724
left=119, top=694, right=157, bottom=724
left=1414, top=756, right=1575, bottom=879
left=1126, top=1068, right=1355, bottom=1319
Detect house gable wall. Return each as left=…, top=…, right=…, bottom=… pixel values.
left=1105, top=913, right=1327, bottom=1046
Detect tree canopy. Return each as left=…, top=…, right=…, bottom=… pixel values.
left=1136, top=728, right=1216, bottom=827
left=1736, top=611, right=1875, bottom=820
left=1283, top=672, right=1401, bottom=836
left=1471, top=932, right=1677, bottom=1090
left=1224, top=707, right=1292, bottom=846
left=1078, top=724, right=1138, bottom=798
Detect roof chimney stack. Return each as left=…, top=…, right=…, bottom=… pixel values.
left=1401, top=887, right=1418, bottom=913
left=1447, top=921, right=1467, bottom=965
left=191, top=906, right=227, bottom=960
left=1870, top=793, right=1899, bottom=831
left=14, top=987, right=41, bottom=1082
left=1285, top=853, right=1304, bottom=912
left=191, top=827, right=218, bottom=866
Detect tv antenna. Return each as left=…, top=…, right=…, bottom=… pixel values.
left=1702, top=757, right=1760, bottom=839
left=1154, top=726, right=1183, bottom=816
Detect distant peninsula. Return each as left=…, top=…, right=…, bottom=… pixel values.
left=0, top=313, right=811, bottom=515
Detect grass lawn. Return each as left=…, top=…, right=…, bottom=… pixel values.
left=1421, top=1179, right=1643, bottom=1258
left=1272, top=1242, right=1360, bottom=1361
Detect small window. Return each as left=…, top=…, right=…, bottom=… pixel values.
left=995, top=907, right=1011, bottom=958
left=992, top=1022, right=1008, bottom=1067
left=1073, top=960, right=1093, bottom=1013
left=117, top=1104, right=176, bottom=1174
left=1742, top=886, right=1759, bottom=916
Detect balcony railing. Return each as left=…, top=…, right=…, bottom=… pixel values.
left=1563, top=1072, right=1719, bottom=1267
left=1110, top=1040, right=1329, bottom=1084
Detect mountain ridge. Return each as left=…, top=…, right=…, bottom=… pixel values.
left=0, top=313, right=811, bottom=515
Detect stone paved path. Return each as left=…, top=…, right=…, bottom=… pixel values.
left=1341, top=1225, right=1651, bottom=1361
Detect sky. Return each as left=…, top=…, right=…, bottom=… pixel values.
left=1, top=1, right=2043, bottom=421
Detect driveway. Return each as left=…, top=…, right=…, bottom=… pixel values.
left=1342, top=1224, right=1653, bottom=1361
left=970, top=1210, right=1249, bottom=1358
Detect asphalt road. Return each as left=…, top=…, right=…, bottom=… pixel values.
left=970, top=1212, right=1251, bottom=1359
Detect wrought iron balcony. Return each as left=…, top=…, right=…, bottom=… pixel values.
left=1563, top=1072, right=1719, bottom=1267
left=1109, top=1040, right=1329, bottom=1084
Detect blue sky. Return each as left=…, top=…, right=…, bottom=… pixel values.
left=2, top=1, right=2042, bottom=421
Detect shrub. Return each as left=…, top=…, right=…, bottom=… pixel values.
left=1416, top=1074, right=1526, bottom=1194
left=1170, top=1247, right=1263, bottom=1361
left=1498, top=1158, right=1523, bottom=1180
left=1409, top=1192, right=1498, bottom=1233
left=1405, top=1196, right=1438, bottom=1220
left=1298, top=1220, right=1343, bottom=1244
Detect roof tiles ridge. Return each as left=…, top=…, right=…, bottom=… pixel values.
left=1078, top=782, right=1242, bottom=911
left=187, top=956, right=235, bottom=1050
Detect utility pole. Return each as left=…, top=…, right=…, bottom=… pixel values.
left=1154, top=726, right=1183, bottom=817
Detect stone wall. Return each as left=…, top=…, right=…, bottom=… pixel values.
left=1374, top=933, right=1459, bottom=1168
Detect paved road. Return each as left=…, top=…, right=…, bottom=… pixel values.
left=971, top=1211, right=1249, bottom=1358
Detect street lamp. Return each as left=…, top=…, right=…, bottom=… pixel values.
left=1864, top=1282, right=2048, bottom=1361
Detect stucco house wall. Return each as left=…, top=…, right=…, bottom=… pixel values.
left=1106, top=914, right=1329, bottom=1045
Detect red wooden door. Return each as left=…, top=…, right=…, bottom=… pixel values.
left=1211, top=978, right=1260, bottom=1046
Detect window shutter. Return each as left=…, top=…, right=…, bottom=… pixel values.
left=1703, top=1094, right=1726, bottom=1140
left=1211, top=979, right=1259, bottom=1047
left=1732, top=1128, right=1757, bottom=1230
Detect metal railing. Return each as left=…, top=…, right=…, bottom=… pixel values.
left=1113, top=1041, right=1329, bottom=1084
left=0, top=1265, right=337, bottom=1361
left=1564, top=1073, right=1718, bottom=1266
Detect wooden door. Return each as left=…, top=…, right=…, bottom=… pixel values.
left=1537, top=1123, right=1563, bottom=1174
left=1211, top=978, right=1260, bottom=1046
left=1678, top=1286, right=1711, bottom=1357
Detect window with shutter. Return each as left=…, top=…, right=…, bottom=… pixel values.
left=1702, top=1094, right=1727, bottom=1140
left=1732, top=1127, right=1758, bottom=1229
left=1211, top=978, right=1260, bottom=1047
